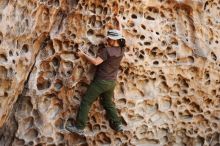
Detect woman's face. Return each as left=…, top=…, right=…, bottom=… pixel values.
left=107, top=38, right=118, bottom=47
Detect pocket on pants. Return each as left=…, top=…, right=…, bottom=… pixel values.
left=96, top=79, right=116, bottom=91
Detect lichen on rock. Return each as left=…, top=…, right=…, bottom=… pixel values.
left=0, top=0, right=220, bottom=146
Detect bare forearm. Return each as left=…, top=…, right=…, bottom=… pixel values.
left=82, top=53, right=96, bottom=65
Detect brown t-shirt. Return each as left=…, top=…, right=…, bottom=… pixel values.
left=94, top=46, right=124, bottom=81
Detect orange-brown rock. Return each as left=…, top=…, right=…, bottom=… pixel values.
left=0, top=0, right=219, bottom=146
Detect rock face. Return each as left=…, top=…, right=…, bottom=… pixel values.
left=0, top=0, right=220, bottom=145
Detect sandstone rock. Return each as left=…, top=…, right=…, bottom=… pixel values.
left=0, top=0, right=220, bottom=146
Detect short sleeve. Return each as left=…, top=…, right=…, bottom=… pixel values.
left=97, top=47, right=108, bottom=61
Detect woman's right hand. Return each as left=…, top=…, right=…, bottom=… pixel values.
left=77, top=50, right=85, bottom=58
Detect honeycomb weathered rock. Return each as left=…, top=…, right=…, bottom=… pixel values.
left=0, top=0, right=220, bottom=146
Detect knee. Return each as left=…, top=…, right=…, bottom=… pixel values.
left=80, top=97, right=93, bottom=107
left=102, top=102, right=115, bottom=109
left=81, top=99, right=89, bottom=106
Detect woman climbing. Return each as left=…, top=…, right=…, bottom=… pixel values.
left=65, top=29, right=126, bottom=135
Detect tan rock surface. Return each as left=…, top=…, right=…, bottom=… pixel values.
left=0, top=0, right=220, bottom=146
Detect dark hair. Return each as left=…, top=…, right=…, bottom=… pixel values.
left=118, top=38, right=126, bottom=48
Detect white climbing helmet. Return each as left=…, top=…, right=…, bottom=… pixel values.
left=107, top=29, right=124, bottom=40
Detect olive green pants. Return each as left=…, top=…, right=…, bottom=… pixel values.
left=75, top=79, right=121, bottom=130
